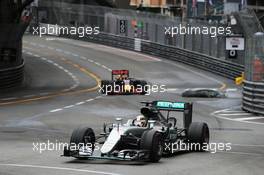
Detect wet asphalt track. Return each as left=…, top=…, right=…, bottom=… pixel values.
left=0, top=35, right=263, bottom=175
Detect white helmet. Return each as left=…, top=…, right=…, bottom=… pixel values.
left=135, top=115, right=146, bottom=127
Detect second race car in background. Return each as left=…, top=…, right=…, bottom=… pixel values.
left=100, top=70, right=148, bottom=95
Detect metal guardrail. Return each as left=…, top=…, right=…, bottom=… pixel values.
left=140, top=41, right=244, bottom=79
left=62, top=32, right=244, bottom=80
left=0, top=60, right=24, bottom=90
left=242, top=80, right=264, bottom=115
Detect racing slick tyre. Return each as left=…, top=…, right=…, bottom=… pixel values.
left=188, top=122, right=209, bottom=152
left=70, top=127, right=96, bottom=157
left=140, top=130, right=163, bottom=162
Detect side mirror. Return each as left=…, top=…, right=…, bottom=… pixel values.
left=148, top=120, right=155, bottom=128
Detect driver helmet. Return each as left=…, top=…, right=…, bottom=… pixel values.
left=116, top=75, right=121, bottom=81
left=135, top=115, right=147, bottom=127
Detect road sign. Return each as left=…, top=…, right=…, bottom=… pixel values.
left=226, top=37, right=245, bottom=50
left=119, top=20, right=127, bottom=34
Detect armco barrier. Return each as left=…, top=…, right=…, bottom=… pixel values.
left=62, top=32, right=244, bottom=80
left=0, top=60, right=24, bottom=90
left=242, top=81, right=264, bottom=115
left=140, top=41, right=244, bottom=79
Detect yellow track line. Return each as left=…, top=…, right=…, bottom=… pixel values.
left=0, top=58, right=101, bottom=106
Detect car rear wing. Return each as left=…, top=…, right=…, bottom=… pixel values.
left=111, top=70, right=129, bottom=80
left=141, top=101, right=193, bottom=129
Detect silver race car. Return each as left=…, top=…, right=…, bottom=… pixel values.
left=63, top=101, right=209, bottom=162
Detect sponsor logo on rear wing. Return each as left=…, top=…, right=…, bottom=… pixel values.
left=141, top=101, right=192, bottom=111
left=112, top=70, right=129, bottom=75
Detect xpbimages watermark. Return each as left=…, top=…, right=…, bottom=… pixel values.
left=98, top=83, right=166, bottom=95
left=164, top=140, right=232, bottom=154
left=32, top=24, right=100, bottom=37
left=32, top=140, right=100, bottom=154
left=165, top=24, right=232, bottom=38
left=32, top=140, right=232, bottom=154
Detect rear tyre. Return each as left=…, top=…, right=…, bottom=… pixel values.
left=140, top=130, right=163, bottom=162
left=188, top=122, right=209, bottom=152
left=70, top=127, right=96, bottom=156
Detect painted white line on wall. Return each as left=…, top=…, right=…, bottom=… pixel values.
left=23, top=94, right=36, bottom=98
left=39, top=92, right=50, bottom=96
left=0, top=97, right=18, bottom=101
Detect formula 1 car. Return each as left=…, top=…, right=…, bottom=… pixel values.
left=100, top=70, right=148, bottom=95
left=63, top=101, right=209, bottom=162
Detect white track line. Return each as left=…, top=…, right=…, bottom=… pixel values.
left=212, top=107, right=264, bottom=125
left=0, top=164, right=121, bottom=175
left=41, top=56, right=80, bottom=92
left=76, top=101, right=85, bottom=105
left=64, top=105, right=75, bottom=109
left=50, top=109, right=63, bottom=113
left=86, top=99, right=95, bottom=102
left=49, top=96, right=101, bottom=113
left=29, top=42, right=112, bottom=72
left=1, top=51, right=79, bottom=101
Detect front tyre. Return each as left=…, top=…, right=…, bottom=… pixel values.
left=140, top=130, right=163, bottom=162
left=70, top=127, right=96, bottom=157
